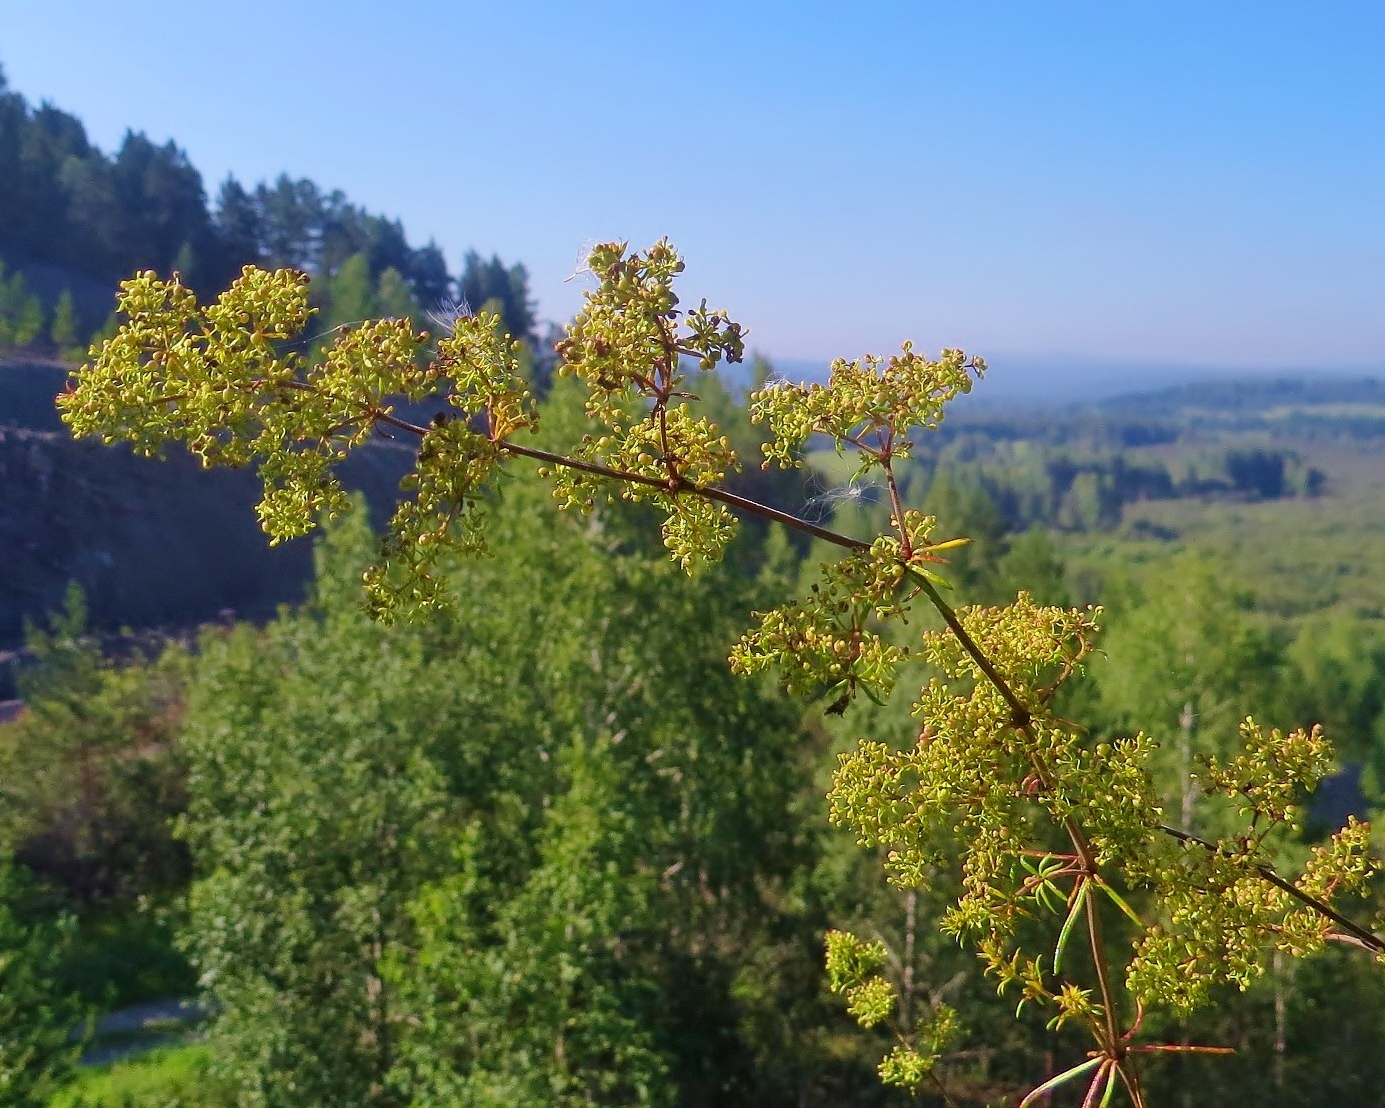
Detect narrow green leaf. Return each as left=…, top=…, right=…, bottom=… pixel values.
left=1098, top=1062, right=1118, bottom=1108
left=1018, top=1058, right=1102, bottom=1108
left=1094, top=879, right=1145, bottom=928
left=1053, top=879, right=1089, bottom=977
left=1036, top=878, right=1065, bottom=913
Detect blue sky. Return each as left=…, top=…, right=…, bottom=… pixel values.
left=4, top=2, right=1383, bottom=394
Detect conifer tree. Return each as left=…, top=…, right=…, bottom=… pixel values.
left=0, top=262, right=43, bottom=348
left=50, top=288, right=80, bottom=356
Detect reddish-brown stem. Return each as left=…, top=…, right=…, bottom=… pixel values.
left=1081, top=1061, right=1114, bottom=1108
left=1085, top=881, right=1122, bottom=1054
left=1122, top=999, right=1145, bottom=1043
left=1158, top=824, right=1385, bottom=956
left=1116, top=1061, right=1147, bottom=1108
left=881, top=441, right=913, bottom=560
left=498, top=439, right=875, bottom=553
left=1127, top=1045, right=1235, bottom=1056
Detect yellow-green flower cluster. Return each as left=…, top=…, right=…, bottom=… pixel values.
left=876, top=1045, right=932, bottom=1093
left=557, top=408, right=739, bottom=571
left=548, top=240, right=747, bottom=571
left=363, top=420, right=498, bottom=620
left=59, top=266, right=435, bottom=544
left=749, top=343, right=984, bottom=471
left=1045, top=734, right=1163, bottom=869
left=828, top=594, right=1124, bottom=1028
left=433, top=309, right=538, bottom=440
left=730, top=551, right=909, bottom=708
left=557, top=240, right=742, bottom=423
left=920, top=593, right=1102, bottom=697
left=824, top=928, right=887, bottom=991
left=1113, top=716, right=1374, bottom=1012
left=1198, top=718, right=1335, bottom=828
left=824, top=930, right=959, bottom=1092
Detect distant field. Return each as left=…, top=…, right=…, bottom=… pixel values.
left=1062, top=441, right=1385, bottom=617
left=804, top=379, right=1385, bottom=625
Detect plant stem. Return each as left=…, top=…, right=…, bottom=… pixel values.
left=1158, top=824, right=1385, bottom=955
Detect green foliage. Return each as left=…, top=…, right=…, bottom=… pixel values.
left=317, top=255, right=422, bottom=337
left=0, top=585, right=194, bottom=1017
left=1095, top=556, right=1285, bottom=836
left=1284, top=611, right=1385, bottom=766
left=394, top=751, right=674, bottom=1107
left=375, top=266, right=420, bottom=324
left=376, top=474, right=839, bottom=1103
left=320, top=250, right=378, bottom=329
left=57, top=910, right=194, bottom=1010
left=180, top=508, right=461, bottom=1105
left=50, top=289, right=81, bottom=357
left=178, top=482, right=853, bottom=1104
left=0, top=585, right=189, bottom=908
left=0, top=858, right=85, bottom=1105
left=64, top=238, right=1385, bottom=1105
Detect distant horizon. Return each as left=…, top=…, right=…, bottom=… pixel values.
left=760, top=355, right=1385, bottom=406
left=2, top=3, right=1381, bottom=374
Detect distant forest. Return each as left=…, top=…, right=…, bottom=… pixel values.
left=0, top=63, right=536, bottom=353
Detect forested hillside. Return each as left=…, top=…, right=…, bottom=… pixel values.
left=0, top=62, right=538, bottom=359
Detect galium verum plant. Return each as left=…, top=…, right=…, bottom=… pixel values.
left=60, top=241, right=1384, bottom=1106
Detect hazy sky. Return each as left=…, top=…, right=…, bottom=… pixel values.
left=3, top=2, right=1383, bottom=391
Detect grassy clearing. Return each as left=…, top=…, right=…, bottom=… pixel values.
left=51, top=1045, right=235, bottom=1108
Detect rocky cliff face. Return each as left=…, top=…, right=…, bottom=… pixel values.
left=0, top=360, right=412, bottom=650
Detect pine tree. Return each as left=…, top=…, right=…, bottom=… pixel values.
left=50, top=288, right=80, bottom=357
left=0, top=261, right=43, bottom=348
left=458, top=250, right=535, bottom=342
